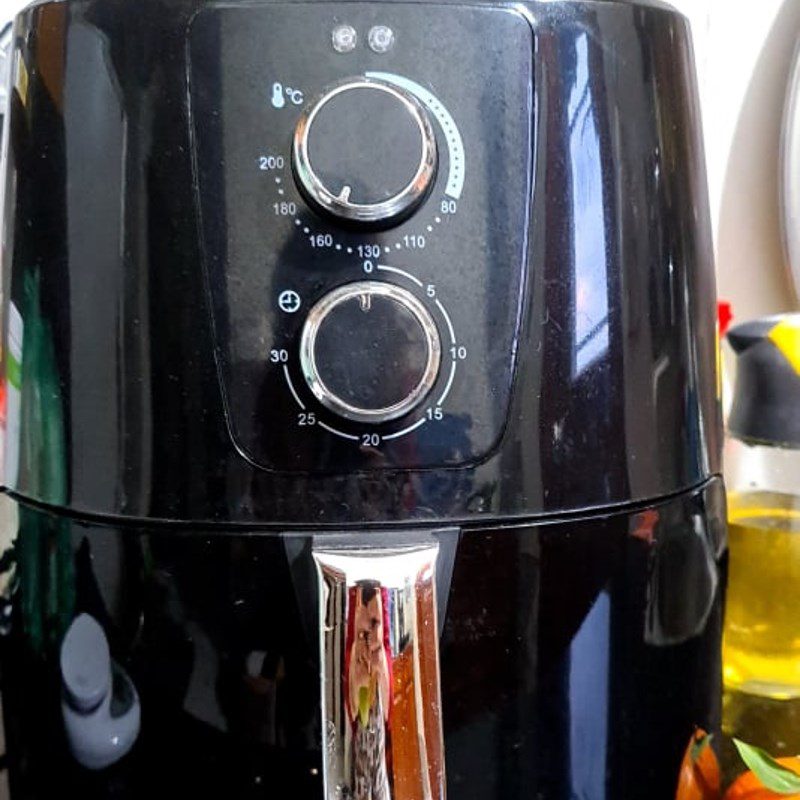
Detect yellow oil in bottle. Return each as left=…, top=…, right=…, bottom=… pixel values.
left=723, top=491, right=800, bottom=696
left=722, top=490, right=800, bottom=753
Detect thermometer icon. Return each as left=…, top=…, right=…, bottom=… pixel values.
left=271, top=82, right=304, bottom=108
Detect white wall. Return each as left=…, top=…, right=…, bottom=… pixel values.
left=674, top=0, right=800, bottom=320
left=0, top=2, right=19, bottom=27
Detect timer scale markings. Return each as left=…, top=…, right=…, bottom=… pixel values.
left=280, top=265, right=462, bottom=444
left=319, top=421, right=359, bottom=441
left=382, top=417, right=427, bottom=441
left=435, top=298, right=457, bottom=345
left=433, top=300, right=457, bottom=406
left=376, top=264, right=423, bottom=287
left=374, top=263, right=461, bottom=409
left=282, top=365, right=361, bottom=441
left=438, top=362, right=457, bottom=407
left=283, top=365, right=306, bottom=409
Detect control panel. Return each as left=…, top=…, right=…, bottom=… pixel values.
left=188, top=3, right=533, bottom=472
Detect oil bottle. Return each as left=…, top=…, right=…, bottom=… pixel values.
left=723, top=314, right=800, bottom=755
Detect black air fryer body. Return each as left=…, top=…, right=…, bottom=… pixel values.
left=0, top=0, right=724, bottom=797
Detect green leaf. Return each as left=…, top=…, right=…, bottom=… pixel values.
left=691, top=731, right=713, bottom=763
left=734, top=739, right=800, bottom=794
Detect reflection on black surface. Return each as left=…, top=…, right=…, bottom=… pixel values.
left=567, top=33, right=610, bottom=379
left=1, top=480, right=724, bottom=798
left=645, top=513, right=720, bottom=647
left=2, top=0, right=721, bottom=526
left=568, top=592, right=610, bottom=797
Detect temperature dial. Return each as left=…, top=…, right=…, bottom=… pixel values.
left=299, top=281, right=441, bottom=423
left=293, top=78, right=437, bottom=227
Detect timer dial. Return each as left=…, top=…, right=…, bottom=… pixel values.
left=299, top=281, right=441, bottom=423
left=292, top=78, right=437, bottom=227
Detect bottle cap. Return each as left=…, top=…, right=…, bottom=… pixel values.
left=727, top=314, right=800, bottom=447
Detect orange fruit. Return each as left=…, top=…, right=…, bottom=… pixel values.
left=724, top=757, right=800, bottom=799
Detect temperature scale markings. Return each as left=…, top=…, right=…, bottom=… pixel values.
left=283, top=365, right=306, bottom=410
left=366, top=71, right=465, bottom=200
left=382, top=417, right=427, bottom=441
left=376, top=264, right=423, bottom=287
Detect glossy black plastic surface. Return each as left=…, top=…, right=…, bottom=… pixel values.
left=0, top=0, right=720, bottom=524
left=189, top=2, right=532, bottom=471
left=1, top=480, right=725, bottom=798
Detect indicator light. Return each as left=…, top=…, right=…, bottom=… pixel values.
left=368, top=25, right=395, bottom=54
left=331, top=24, right=357, bottom=53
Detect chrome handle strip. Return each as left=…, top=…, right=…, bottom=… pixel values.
left=313, top=541, right=446, bottom=800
